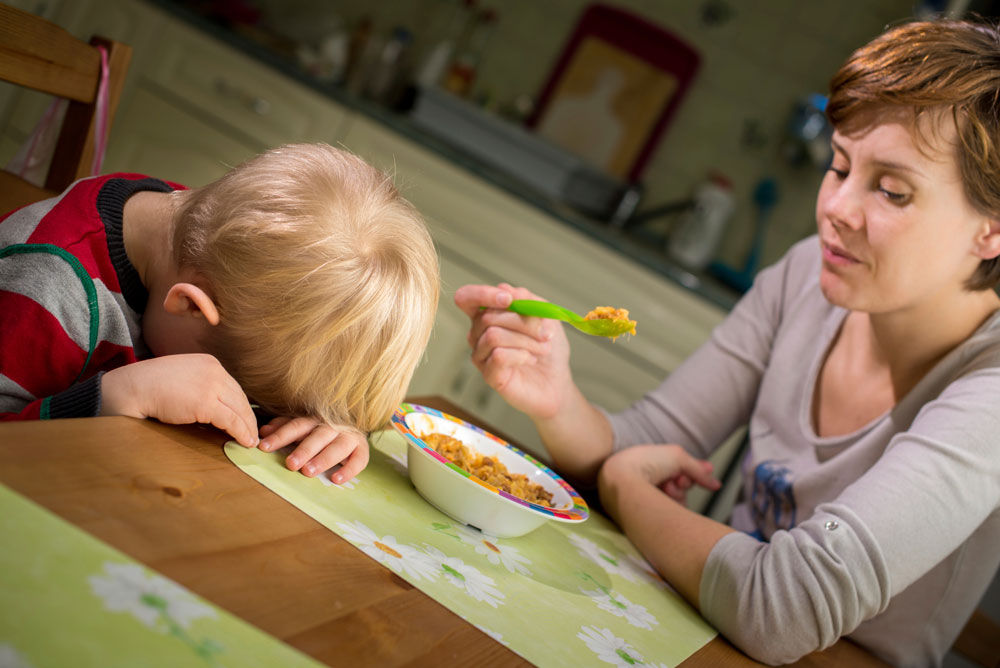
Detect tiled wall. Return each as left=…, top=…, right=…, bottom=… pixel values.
left=261, top=0, right=916, bottom=272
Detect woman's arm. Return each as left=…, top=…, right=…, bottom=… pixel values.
left=454, top=283, right=616, bottom=481
left=598, top=444, right=733, bottom=607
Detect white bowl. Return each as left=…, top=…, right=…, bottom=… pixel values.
left=391, top=403, right=589, bottom=538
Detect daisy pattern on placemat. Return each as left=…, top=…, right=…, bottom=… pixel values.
left=454, top=525, right=532, bottom=575
left=422, top=545, right=505, bottom=608
left=0, top=644, right=35, bottom=668
left=387, top=452, right=408, bottom=475
left=88, top=562, right=222, bottom=660
left=316, top=466, right=361, bottom=489
left=336, top=521, right=439, bottom=581
left=475, top=625, right=508, bottom=646
left=89, top=562, right=217, bottom=630
left=569, top=533, right=664, bottom=585
left=577, top=626, right=646, bottom=667
left=577, top=572, right=658, bottom=630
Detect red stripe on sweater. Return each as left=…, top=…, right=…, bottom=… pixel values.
left=1, top=290, right=137, bottom=394
left=0, top=291, right=88, bottom=398
left=26, top=176, right=117, bottom=288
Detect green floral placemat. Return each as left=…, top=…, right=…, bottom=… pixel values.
left=0, top=483, right=324, bottom=668
left=224, top=429, right=717, bottom=668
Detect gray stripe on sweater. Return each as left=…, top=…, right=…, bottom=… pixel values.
left=0, top=252, right=135, bottom=349
left=0, top=373, right=34, bottom=412
left=0, top=190, right=65, bottom=245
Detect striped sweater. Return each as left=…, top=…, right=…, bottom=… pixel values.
left=0, top=174, right=178, bottom=420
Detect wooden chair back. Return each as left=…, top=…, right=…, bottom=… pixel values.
left=0, top=4, right=132, bottom=211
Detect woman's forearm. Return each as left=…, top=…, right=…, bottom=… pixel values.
left=532, top=384, right=614, bottom=483
left=599, top=454, right=735, bottom=608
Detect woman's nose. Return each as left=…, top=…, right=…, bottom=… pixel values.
left=823, top=180, right=865, bottom=231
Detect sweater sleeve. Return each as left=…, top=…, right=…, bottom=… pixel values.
left=0, top=247, right=105, bottom=420
left=606, top=238, right=813, bottom=459
left=0, top=372, right=104, bottom=420
left=699, top=358, right=1000, bottom=664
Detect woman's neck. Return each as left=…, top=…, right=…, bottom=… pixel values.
left=866, top=286, right=1000, bottom=398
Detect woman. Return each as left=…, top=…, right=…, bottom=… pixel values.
left=454, top=19, right=1000, bottom=667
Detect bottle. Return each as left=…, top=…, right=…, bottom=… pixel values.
left=414, top=0, right=476, bottom=89
left=443, top=7, right=497, bottom=97
left=364, top=26, right=414, bottom=104
left=667, top=174, right=735, bottom=271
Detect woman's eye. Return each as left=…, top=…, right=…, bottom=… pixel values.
left=878, top=186, right=910, bottom=204
left=828, top=166, right=848, bottom=179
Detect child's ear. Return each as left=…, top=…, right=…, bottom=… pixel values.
left=163, top=283, right=220, bottom=325
left=973, top=218, right=1000, bottom=260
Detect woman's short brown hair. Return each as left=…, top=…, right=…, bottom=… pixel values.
left=826, top=19, right=1000, bottom=290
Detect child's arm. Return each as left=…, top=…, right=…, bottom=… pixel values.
left=100, top=353, right=259, bottom=448
left=257, top=417, right=369, bottom=484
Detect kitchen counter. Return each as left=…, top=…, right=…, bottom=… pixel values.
left=146, top=0, right=740, bottom=311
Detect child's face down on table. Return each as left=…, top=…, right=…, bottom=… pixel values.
left=103, top=143, right=440, bottom=482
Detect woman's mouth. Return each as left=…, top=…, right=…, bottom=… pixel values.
left=822, top=241, right=859, bottom=266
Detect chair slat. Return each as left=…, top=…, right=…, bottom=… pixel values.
left=0, top=4, right=101, bottom=102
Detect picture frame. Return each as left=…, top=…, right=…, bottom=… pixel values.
left=527, top=3, right=700, bottom=182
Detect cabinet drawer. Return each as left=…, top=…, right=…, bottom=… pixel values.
left=148, top=22, right=349, bottom=148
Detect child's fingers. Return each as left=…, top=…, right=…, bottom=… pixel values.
left=284, top=425, right=340, bottom=473
left=328, top=442, right=370, bottom=484
left=213, top=395, right=259, bottom=448
left=259, top=416, right=319, bottom=452
left=258, top=416, right=292, bottom=438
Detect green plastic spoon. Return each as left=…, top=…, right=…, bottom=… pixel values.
left=506, top=299, right=636, bottom=338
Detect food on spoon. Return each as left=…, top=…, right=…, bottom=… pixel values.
left=584, top=306, right=637, bottom=336
left=422, top=432, right=554, bottom=507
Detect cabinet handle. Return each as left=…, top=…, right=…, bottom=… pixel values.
left=212, top=77, right=271, bottom=116
left=249, top=97, right=271, bottom=115
left=476, top=385, right=492, bottom=410
left=450, top=368, right=467, bottom=394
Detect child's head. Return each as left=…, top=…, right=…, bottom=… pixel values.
left=826, top=18, right=1000, bottom=289
left=170, top=143, right=439, bottom=433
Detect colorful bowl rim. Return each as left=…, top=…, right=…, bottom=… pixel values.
left=391, top=403, right=589, bottom=522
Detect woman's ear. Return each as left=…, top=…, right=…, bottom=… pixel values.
left=163, top=283, right=220, bottom=325
left=973, top=218, right=1000, bottom=260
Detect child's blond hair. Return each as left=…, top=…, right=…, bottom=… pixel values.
left=171, top=143, right=439, bottom=433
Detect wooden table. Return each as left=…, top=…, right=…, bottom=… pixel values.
left=0, top=396, right=889, bottom=667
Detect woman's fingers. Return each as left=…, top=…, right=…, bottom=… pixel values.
left=454, top=284, right=513, bottom=318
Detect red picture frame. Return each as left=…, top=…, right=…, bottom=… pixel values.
left=527, top=3, right=700, bottom=182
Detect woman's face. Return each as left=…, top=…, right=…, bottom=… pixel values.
left=815, top=113, right=992, bottom=313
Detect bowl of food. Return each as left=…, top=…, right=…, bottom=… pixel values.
left=391, top=403, right=589, bottom=538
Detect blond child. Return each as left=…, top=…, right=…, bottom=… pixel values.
left=0, top=143, right=439, bottom=483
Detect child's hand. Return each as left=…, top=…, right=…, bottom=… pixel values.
left=101, top=354, right=258, bottom=447
left=257, top=417, right=369, bottom=484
